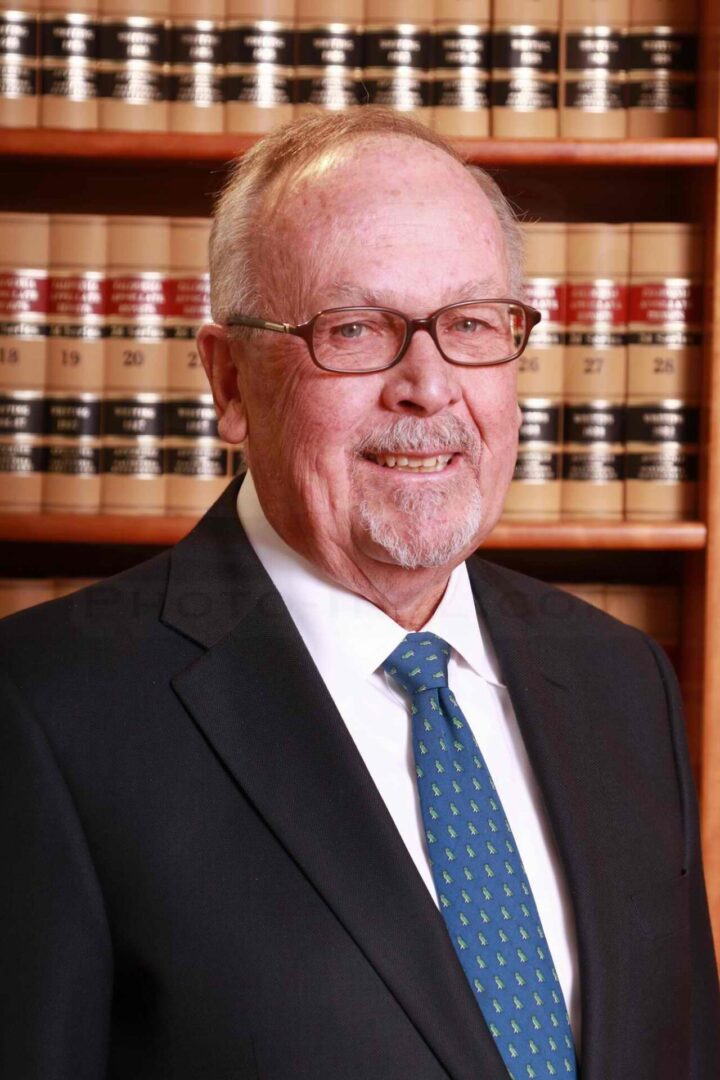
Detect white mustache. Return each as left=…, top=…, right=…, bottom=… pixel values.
left=355, top=415, right=480, bottom=460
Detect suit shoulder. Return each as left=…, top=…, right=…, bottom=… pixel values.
left=469, top=554, right=651, bottom=645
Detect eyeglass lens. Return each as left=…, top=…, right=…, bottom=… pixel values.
left=312, top=303, right=527, bottom=371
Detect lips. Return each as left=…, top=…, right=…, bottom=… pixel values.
left=364, top=452, right=456, bottom=472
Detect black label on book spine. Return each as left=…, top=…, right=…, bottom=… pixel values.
left=434, top=75, right=490, bottom=109
left=364, top=74, right=431, bottom=107
left=562, top=450, right=625, bottom=482
left=625, top=403, right=699, bottom=443
left=364, top=29, right=432, bottom=71
left=101, top=444, right=162, bottom=475
left=41, top=65, right=98, bottom=100
left=491, top=29, right=558, bottom=72
left=296, top=73, right=363, bottom=106
left=0, top=13, right=37, bottom=60
left=102, top=398, right=163, bottom=438
left=565, top=403, right=624, bottom=443
left=225, top=24, right=293, bottom=66
left=0, top=395, right=45, bottom=435
left=491, top=76, right=557, bottom=109
left=0, top=63, right=36, bottom=96
left=41, top=17, right=98, bottom=61
left=99, top=20, right=167, bottom=64
left=164, top=445, right=228, bottom=476
left=170, top=23, right=223, bottom=65
left=627, top=329, right=703, bottom=346
left=519, top=403, right=561, bottom=443
left=296, top=27, right=361, bottom=68
left=168, top=70, right=223, bottom=104
left=625, top=449, right=697, bottom=481
left=564, top=77, right=625, bottom=110
left=627, top=77, right=695, bottom=111
left=627, top=31, right=697, bottom=73
left=0, top=441, right=44, bottom=473
left=46, top=444, right=101, bottom=474
left=164, top=399, right=218, bottom=438
left=224, top=71, right=292, bottom=104
left=565, top=30, right=625, bottom=72
left=47, top=397, right=101, bottom=437
left=513, top=449, right=560, bottom=481
left=434, top=29, right=489, bottom=71
left=567, top=330, right=626, bottom=347
left=97, top=68, right=167, bottom=103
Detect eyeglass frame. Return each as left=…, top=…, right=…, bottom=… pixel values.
left=224, top=298, right=543, bottom=374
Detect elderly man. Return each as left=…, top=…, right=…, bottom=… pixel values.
left=0, top=110, right=717, bottom=1080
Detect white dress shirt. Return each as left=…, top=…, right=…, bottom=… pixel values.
left=237, top=471, right=581, bottom=1050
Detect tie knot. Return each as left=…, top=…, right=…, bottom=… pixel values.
left=382, top=632, right=450, bottom=696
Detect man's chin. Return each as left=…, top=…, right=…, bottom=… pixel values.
left=354, top=503, right=484, bottom=571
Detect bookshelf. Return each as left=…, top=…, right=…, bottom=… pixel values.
left=2, top=4, right=720, bottom=952
left=0, top=512, right=708, bottom=549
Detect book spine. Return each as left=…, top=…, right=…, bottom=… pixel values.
left=102, top=214, right=169, bottom=512
left=40, top=0, right=100, bottom=129
left=0, top=5, right=39, bottom=127
left=491, top=0, right=560, bottom=138
left=431, top=13, right=490, bottom=137
left=295, top=0, right=363, bottom=112
left=363, top=0, right=433, bottom=120
left=560, top=2, right=629, bottom=140
left=224, top=0, right=295, bottom=135
left=168, top=0, right=224, bottom=132
left=504, top=396, right=563, bottom=520
left=98, top=0, right=170, bottom=131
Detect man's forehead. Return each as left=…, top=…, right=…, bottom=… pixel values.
left=320, top=278, right=507, bottom=309
left=267, top=135, right=485, bottom=218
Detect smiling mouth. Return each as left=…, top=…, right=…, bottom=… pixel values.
left=363, top=452, right=457, bottom=473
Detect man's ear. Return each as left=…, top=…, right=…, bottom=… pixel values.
left=197, top=323, right=248, bottom=444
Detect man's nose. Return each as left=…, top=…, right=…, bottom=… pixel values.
left=380, top=325, right=462, bottom=417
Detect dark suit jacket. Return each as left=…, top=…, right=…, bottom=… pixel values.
left=1, top=477, right=718, bottom=1079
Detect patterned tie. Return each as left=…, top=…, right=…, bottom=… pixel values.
left=383, top=632, right=578, bottom=1080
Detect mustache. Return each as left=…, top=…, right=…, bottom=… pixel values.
left=355, top=415, right=481, bottom=462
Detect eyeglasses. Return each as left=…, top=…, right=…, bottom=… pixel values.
left=225, top=299, right=542, bottom=374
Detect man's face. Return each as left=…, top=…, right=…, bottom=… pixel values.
left=209, top=138, right=521, bottom=578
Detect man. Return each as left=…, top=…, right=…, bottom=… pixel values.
left=0, top=109, right=717, bottom=1079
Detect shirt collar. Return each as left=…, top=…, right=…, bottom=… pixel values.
left=236, top=470, right=505, bottom=688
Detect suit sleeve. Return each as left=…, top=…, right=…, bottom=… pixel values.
left=0, top=666, right=113, bottom=1080
left=645, top=636, right=720, bottom=1078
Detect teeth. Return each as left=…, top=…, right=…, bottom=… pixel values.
left=370, top=452, right=454, bottom=472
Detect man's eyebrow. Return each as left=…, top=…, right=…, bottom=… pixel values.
left=318, top=279, right=507, bottom=309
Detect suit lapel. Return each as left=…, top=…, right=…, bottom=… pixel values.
left=468, top=557, right=636, bottom=1080
left=163, top=480, right=508, bottom=1080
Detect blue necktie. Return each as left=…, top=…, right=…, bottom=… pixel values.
left=383, top=632, right=578, bottom=1080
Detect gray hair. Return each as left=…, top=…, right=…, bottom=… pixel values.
left=209, top=108, right=524, bottom=327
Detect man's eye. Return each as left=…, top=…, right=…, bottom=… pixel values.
left=451, top=318, right=482, bottom=333
left=335, top=322, right=367, bottom=340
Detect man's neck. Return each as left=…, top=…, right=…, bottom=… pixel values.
left=296, top=543, right=455, bottom=630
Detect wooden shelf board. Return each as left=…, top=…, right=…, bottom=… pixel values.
left=0, top=130, right=716, bottom=168
left=0, top=513, right=706, bottom=550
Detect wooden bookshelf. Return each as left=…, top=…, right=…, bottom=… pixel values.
left=0, top=513, right=707, bottom=551
left=0, top=130, right=716, bottom=168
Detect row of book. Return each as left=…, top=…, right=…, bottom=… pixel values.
left=505, top=398, right=698, bottom=521
left=0, top=577, right=683, bottom=665
left=0, top=214, right=703, bottom=396
left=0, top=390, right=242, bottom=513
left=0, top=212, right=703, bottom=520
left=0, top=0, right=699, bottom=136
left=0, top=387, right=698, bottom=520
left=514, top=220, right=702, bottom=520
